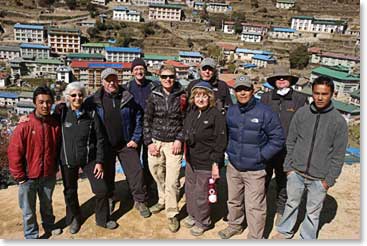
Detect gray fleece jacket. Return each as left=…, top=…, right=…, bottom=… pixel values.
left=284, top=102, right=348, bottom=187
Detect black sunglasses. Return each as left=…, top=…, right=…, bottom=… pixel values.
left=70, top=93, right=83, bottom=98
left=160, top=75, right=175, bottom=79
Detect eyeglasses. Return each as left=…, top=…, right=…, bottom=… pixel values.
left=235, top=87, right=253, bottom=92
left=194, top=94, right=209, bottom=100
left=160, top=75, right=175, bottom=79
left=70, top=93, right=83, bottom=98
left=202, top=66, right=214, bottom=71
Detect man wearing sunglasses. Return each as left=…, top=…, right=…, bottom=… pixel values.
left=260, top=66, right=308, bottom=226
left=187, top=57, right=232, bottom=114
left=219, top=75, right=285, bottom=239
left=85, top=68, right=151, bottom=219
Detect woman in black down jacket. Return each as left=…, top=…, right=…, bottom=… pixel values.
left=182, top=81, right=227, bottom=236
left=58, top=82, right=117, bottom=234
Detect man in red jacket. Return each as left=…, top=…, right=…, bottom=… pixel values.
left=8, top=86, right=62, bottom=239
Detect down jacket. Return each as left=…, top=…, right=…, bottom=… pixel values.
left=8, top=113, right=61, bottom=182
left=144, top=82, right=185, bottom=145
left=226, top=98, right=285, bottom=171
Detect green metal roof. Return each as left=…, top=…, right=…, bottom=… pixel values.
left=292, top=16, right=314, bottom=20
left=332, top=100, right=360, bottom=114
left=35, top=58, right=63, bottom=65
left=81, top=42, right=111, bottom=48
left=313, top=19, right=346, bottom=26
left=144, top=54, right=178, bottom=61
left=48, top=26, right=80, bottom=34
left=350, top=89, right=360, bottom=99
left=67, top=53, right=105, bottom=59
left=312, top=66, right=360, bottom=81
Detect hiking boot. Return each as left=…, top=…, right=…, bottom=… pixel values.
left=218, top=226, right=243, bottom=239
left=97, top=220, right=118, bottom=230
left=135, top=202, right=151, bottom=218
left=182, top=215, right=195, bottom=228
left=44, top=225, right=62, bottom=236
left=69, top=218, right=81, bottom=234
left=108, top=198, right=116, bottom=215
left=271, top=232, right=288, bottom=240
left=190, top=225, right=205, bottom=236
left=150, top=203, right=165, bottom=214
left=168, top=217, right=179, bottom=233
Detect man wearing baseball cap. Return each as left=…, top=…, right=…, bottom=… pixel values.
left=187, top=57, right=232, bottom=114
left=85, top=67, right=151, bottom=219
left=218, top=75, right=285, bottom=239
left=260, top=65, right=308, bottom=226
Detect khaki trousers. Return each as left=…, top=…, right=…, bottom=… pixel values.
left=226, top=163, right=267, bottom=239
left=148, top=139, right=182, bottom=218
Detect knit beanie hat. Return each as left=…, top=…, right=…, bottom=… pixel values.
left=131, top=58, right=147, bottom=71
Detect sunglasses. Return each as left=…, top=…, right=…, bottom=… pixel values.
left=160, top=75, right=175, bottom=79
left=70, top=93, right=83, bottom=98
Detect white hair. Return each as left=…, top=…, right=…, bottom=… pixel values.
left=63, top=81, right=87, bottom=101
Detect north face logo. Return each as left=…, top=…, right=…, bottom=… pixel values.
left=251, top=118, right=259, bottom=123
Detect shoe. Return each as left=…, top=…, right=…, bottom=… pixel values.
left=218, top=226, right=243, bottom=239
left=168, top=217, right=179, bottom=233
left=182, top=215, right=195, bottom=228
left=135, top=202, right=152, bottom=218
left=45, top=227, right=62, bottom=236
left=97, top=220, right=118, bottom=230
left=149, top=203, right=165, bottom=214
left=190, top=225, right=205, bottom=236
left=271, top=232, right=288, bottom=240
left=108, top=198, right=116, bottom=215
left=69, top=218, right=81, bottom=234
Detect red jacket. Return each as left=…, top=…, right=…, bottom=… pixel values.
left=8, top=113, right=61, bottom=182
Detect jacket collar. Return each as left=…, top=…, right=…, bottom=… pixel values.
left=310, top=101, right=334, bottom=114
left=152, top=82, right=184, bottom=97
left=271, top=88, right=293, bottom=100
left=238, top=97, right=256, bottom=113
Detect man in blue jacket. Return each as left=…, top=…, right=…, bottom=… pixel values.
left=218, top=75, right=285, bottom=239
left=84, top=68, right=151, bottom=219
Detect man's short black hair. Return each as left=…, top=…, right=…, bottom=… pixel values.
left=312, top=76, right=335, bottom=94
left=33, top=85, right=54, bottom=104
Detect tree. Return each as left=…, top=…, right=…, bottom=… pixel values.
left=65, top=0, right=76, bottom=10
left=143, top=23, right=155, bottom=37
left=228, top=63, right=236, bottom=73
left=289, top=45, right=309, bottom=69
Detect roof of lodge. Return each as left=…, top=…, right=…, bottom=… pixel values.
left=105, top=47, right=142, bottom=53
left=14, top=23, right=44, bottom=30
left=312, top=66, right=360, bottom=81
left=70, top=61, right=132, bottom=69
left=272, top=27, right=296, bottom=33
left=179, top=51, right=202, bottom=58
left=20, top=43, right=50, bottom=49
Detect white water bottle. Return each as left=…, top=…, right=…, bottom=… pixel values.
left=208, top=178, right=217, bottom=204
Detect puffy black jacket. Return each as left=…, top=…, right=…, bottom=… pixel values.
left=144, top=82, right=185, bottom=145
left=58, top=104, right=106, bottom=168
left=260, top=89, right=307, bottom=138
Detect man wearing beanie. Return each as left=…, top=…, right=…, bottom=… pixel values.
left=85, top=67, right=151, bottom=219
left=187, top=57, right=232, bottom=114
left=126, top=58, right=159, bottom=196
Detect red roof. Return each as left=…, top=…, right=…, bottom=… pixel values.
left=0, top=72, right=10, bottom=79
left=70, top=60, right=89, bottom=68
left=241, top=22, right=270, bottom=28
left=70, top=61, right=132, bottom=69
left=164, top=60, right=189, bottom=68
left=308, top=47, right=321, bottom=54
left=216, top=42, right=237, bottom=51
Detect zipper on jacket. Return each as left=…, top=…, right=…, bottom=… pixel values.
left=41, top=120, right=45, bottom=175
left=61, top=109, right=71, bottom=168
left=305, top=113, right=320, bottom=174
left=86, top=111, right=95, bottom=165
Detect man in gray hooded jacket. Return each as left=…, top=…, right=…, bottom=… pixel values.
left=272, top=76, right=348, bottom=240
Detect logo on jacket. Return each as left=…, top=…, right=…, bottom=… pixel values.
left=251, top=118, right=259, bottom=123
left=64, top=122, right=72, bottom=128
left=203, top=120, right=209, bottom=124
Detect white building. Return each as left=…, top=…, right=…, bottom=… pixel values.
left=308, top=48, right=360, bottom=69
left=0, top=92, right=17, bottom=107
left=81, top=42, right=110, bottom=55
left=0, top=73, right=10, bottom=88
left=16, top=91, right=34, bottom=115
left=268, top=27, right=297, bottom=39
left=148, top=4, right=182, bottom=22
left=56, top=66, right=73, bottom=84
left=14, top=23, right=45, bottom=43
left=91, top=0, right=106, bottom=5
left=251, top=54, right=276, bottom=68
left=178, top=51, right=203, bottom=66
left=241, top=22, right=269, bottom=35
left=276, top=0, right=296, bottom=9
left=235, top=48, right=273, bottom=62
left=132, top=0, right=165, bottom=6
left=206, top=3, right=232, bottom=13
left=241, top=32, right=262, bottom=42
left=223, top=21, right=235, bottom=34
left=20, top=43, right=50, bottom=59
left=193, top=2, right=204, bottom=10
left=9, top=57, right=63, bottom=79
left=47, top=27, right=81, bottom=55
left=105, top=47, right=142, bottom=62
left=291, top=16, right=347, bottom=34
left=0, top=46, right=20, bottom=61
left=113, top=7, right=141, bottom=22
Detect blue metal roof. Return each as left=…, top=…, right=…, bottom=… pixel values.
left=14, top=23, right=44, bottom=30
left=20, top=43, right=50, bottom=49
left=105, top=47, right=141, bottom=53
left=88, top=63, right=123, bottom=69
left=272, top=27, right=296, bottom=33
left=241, top=63, right=257, bottom=68
left=252, top=54, right=275, bottom=61
left=263, top=82, right=274, bottom=89
left=235, top=48, right=272, bottom=55
left=114, top=6, right=128, bottom=11
left=0, top=92, right=18, bottom=99
left=179, top=51, right=202, bottom=57
left=194, top=2, right=204, bottom=5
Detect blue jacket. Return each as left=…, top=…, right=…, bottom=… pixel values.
left=84, top=86, right=143, bottom=145
left=226, top=98, right=285, bottom=171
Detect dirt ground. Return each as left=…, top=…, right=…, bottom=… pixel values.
left=0, top=163, right=360, bottom=240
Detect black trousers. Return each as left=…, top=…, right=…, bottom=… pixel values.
left=137, top=143, right=155, bottom=188
left=60, top=163, right=109, bottom=226
left=265, top=148, right=287, bottom=214
left=104, top=145, right=147, bottom=203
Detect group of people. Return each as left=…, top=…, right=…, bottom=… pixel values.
left=7, top=57, right=348, bottom=240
